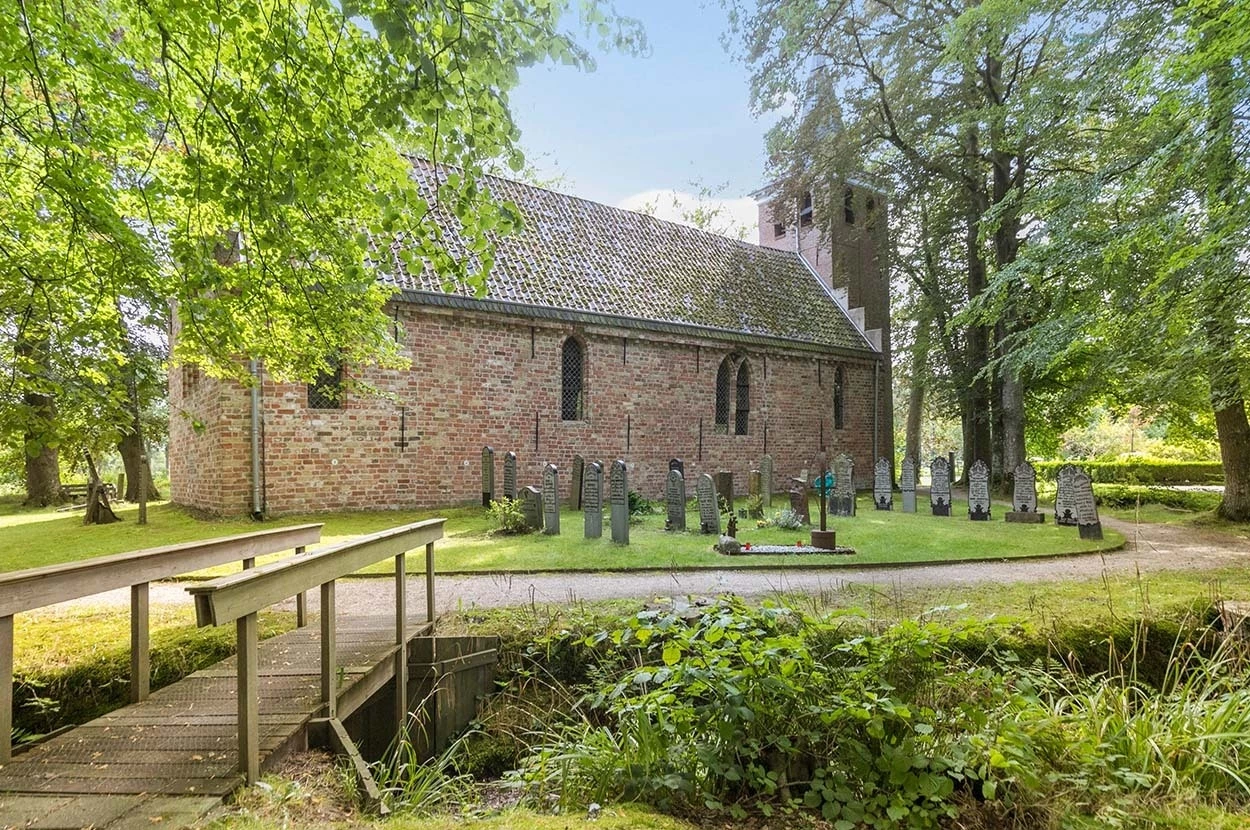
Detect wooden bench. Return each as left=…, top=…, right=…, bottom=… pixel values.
left=0, top=524, right=322, bottom=762
left=187, top=518, right=444, bottom=784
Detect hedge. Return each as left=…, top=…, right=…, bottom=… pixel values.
left=1092, top=484, right=1222, bottom=512
left=1033, top=459, right=1223, bottom=485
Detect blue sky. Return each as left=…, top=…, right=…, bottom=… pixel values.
left=509, top=1, right=781, bottom=234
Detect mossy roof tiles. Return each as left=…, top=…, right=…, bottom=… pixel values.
left=382, top=160, right=875, bottom=355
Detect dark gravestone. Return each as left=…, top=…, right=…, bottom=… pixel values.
left=748, top=470, right=763, bottom=518
left=1055, top=464, right=1079, bottom=526
left=968, top=459, right=991, bottom=520
left=900, top=456, right=917, bottom=513
left=1074, top=470, right=1103, bottom=540
left=520, top=486, right=542, bottom=531
left=669, top=458, right=684, bottom=477
left=761, top=454, right=774, bottom=508
left=697, top=473, right=720, bottom=534
left=542, top=464, right=560, bottom=535
left=570, top=455, right=585, bottom=511
left=481, top=446, right=495, bottom=507
left=789, top=479, right=811, bottom=525
left=930, top=457, right=951, bottom=516
left=583, top=461, right=603, bottom=539
left=713, top=471, right=733, bottom=513
left=666, top=469, right=687, bottom=531
left=1006, top=461, right=1044, bottom=523
left=610, top=460, right=629, bottom=545
left=503, top=452, right=517, bottom=500
left=873, top=458, right=893, bottom=511
left=831, top=453, right=856, bottom=517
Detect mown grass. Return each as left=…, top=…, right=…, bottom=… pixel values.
left=0, top=495, right=1121, bottom=576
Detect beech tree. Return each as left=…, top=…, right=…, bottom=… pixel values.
left=2, top=0, right=641, bottom=504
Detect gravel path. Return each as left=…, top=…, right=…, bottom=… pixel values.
left=51, top=515, right=1249, bottom=617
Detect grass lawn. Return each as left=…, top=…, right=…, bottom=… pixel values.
left=0, top=495, right=1121, bottom=576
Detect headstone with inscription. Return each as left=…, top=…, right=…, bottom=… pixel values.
left=713, top=471, right=733, bottom=514
left=610, top=460, right=629, bottom=544
left=666, top=469, right=687, bottom=531
left=831, top=453, right=856, bottom=517
left=542, top=464, right=560, bottom=535
left=761, top=454, right=774, bottom=507
left=583, top=461, right=603, bottom=539
left=1055, top=464, right=1079, bottom=526
left=1073, top=470, right=1103, bottom=540
left=481, top=446, right=495, bottom=507
left=789, top=478, right=811, bottom=525
left=1006, top=461, right=1044, bottom=523
left=570, top=455, right=585, bottom=511
left=520, top=486, right=542, bottom=531
left=503, top=452, right=517, bottom=500
left=930, top=457, right=951, bottom=516
left=697, top=473, right=720, bottom=534
left=748, top=470, right=763, bottom=518
left=873, top=458, right=893, bottom=511
left=901, top=456, right=917, bottom=513
left=968, top=459, right=990, bottom=520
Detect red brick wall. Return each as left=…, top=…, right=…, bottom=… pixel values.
left=169, top=303, right=894, bottom=515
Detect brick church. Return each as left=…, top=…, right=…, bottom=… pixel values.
left=169, top=161, right=892, bottom=515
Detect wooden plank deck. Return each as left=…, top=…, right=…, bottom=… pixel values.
left=0, top=614, right=431, bottom=829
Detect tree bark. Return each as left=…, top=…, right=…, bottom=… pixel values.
left=904, top=323, right=927, bottom=464
left=16, top=334, right=62, bottom=506
left=118, top=432, right=161, bottom=502
left=964, top=203, right=992, bottom=478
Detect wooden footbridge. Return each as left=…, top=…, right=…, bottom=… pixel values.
left=0, top=520, right=497, bottom=829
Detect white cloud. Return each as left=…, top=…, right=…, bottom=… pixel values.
left=617, top=189, right=759, bottom=242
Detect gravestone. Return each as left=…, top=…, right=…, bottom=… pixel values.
left=831, top=453, right=856, bottom=517
left=583, top=461, right=603, bottom=539
left=697, top=473, right=720, bottom=534
left=789, top=478, right=811, bottom=525
left=873, top=458, right=893, bottom=511
left=930, top=457, right=951, bottom=516
left=669, top=458, right=684, bottom=477
left=481, top=446, right=495, bottom=507
left=610, top=460, right=629, bottom=545
left=503, top=452, right=517, bottom=500
left=570, top=455, right=585, bottom=511
left=968, top=459, right=991, bottom=520
left=1073, top=470, right=1103, bottom=540
left=542, top=464, right=560, bottom=535
left=900, top=456, right=917, bottom=513
left=666, top=469, right=687, bottom=531
left=1006, top=461, right=1044, bottom=523
left=520, top=486, right=542, bottom=531
left=748, top=470, right=763, bottom=518
left=713, top=471, right=734, bottom=514
left=761, top=454, right=774, bottom=508
left=1055, top=464, right=1079, bottom=526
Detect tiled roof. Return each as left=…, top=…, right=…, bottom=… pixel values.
left=381, top=159, right=875, bottom=354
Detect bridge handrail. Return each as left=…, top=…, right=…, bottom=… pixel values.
left=0, top=523, right=323, bottom=764
left=185, top=517, right=445, bottom=784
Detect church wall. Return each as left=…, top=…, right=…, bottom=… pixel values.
left=169, top=302, right=892, bottom=515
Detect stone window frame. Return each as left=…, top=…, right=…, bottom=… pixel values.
left=560, top=334, right=587, bottom=422
left=833, top=365, right=846, bottom=430
left=715, top=352, right=750, bottom=436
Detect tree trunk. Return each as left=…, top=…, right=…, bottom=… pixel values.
left=16, top=334, right=62, bottom=506
left=964, top=204, right=992, bottom=478
left=24, top=444, right=61, bottom=507
left=904, top=325, right=927, bottom=465
left=118, top=432, right=161, bottom=502
left=1213, top=401, right=1250, bottom=521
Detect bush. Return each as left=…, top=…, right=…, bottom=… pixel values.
left=1034, top=459, right=1223, bottom=485
left=487, top=498, right=531, bottom=535
left=773, top=507, right=805, bottom=529
left=628, top=490, right=657, bottom=517
left=1093, top=484, right=1222, bottom=512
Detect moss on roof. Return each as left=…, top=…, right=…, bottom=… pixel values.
left=382, top=160, right=875, bottom=354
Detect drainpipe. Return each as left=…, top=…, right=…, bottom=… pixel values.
left=249, top=359, right=263, bottom=519
left=872, top=360, right=880, bottom=462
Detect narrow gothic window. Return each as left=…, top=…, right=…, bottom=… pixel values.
left=715, top=357, right=732, bottom=434
left=561, top=338, right=584, bottom=421
left=735, top=360, right=750, bottom=436
left=843, top=187, right=856, bottom=225
left=834, top=366, right=846, bottom=429
left=800, top=192, right=814, bottom=227
left=308, top=361, right=343, bottom=410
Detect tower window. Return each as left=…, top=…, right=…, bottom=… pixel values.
left=800, top=192, right=814, bottom=227
left=843, top=187, right=855, bottom=225
left=561, top=337, right=585, bottom=421
left=773, top=222, right=786, bottom=238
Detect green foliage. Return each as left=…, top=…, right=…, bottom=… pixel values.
left=627, top=490, right=658, bottom=518
left=1033, top=459, right=1224, bottom=485
left=1093, top=486, right=1222, bottom=513
left=487, top=498, right=532, bottom=535
left=772, top=507, right=804, bottom=530
left=372, top=730, right=476, bottom=815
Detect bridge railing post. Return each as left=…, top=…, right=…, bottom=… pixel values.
left=294, top=546, right=307, bottom=627
left=425, top=541, right=435, bottom=624
left=395, top=551, right=407, bottom=736
left=237, top=612, right=260, bottom=784
left=321, top=580, right=336, bottom=718
left=130, top=583, right=150, bottom=703
left=1, top=614, right=12, bottom=763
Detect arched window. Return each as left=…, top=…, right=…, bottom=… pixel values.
left=735, top=360, right=750, bottom=435
left=715, top=357, right=732, bottom=434
left=843, top=187, right=856, bottom=225
left=834, top=366, right=846, bottom=430
left=561, top=338, right=584, bottom=421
